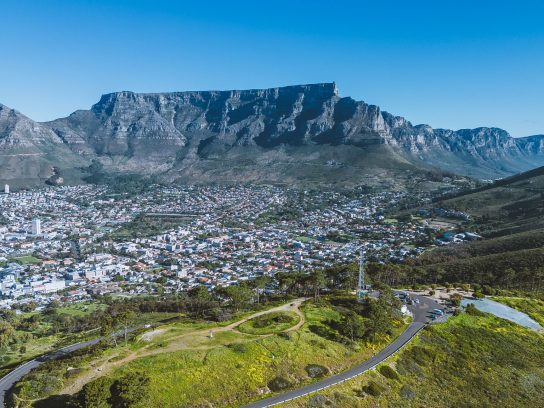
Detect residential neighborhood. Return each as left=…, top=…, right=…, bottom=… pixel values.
left=0, top=184, right=475, bottom=311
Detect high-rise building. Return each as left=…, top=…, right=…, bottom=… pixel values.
left=4, top=184, right=8, bottom=194
left=32, top=219, right=41, bottom=236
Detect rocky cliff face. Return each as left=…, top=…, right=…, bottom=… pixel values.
left=48, top=83, right=544, bottom=178
left=1, top=83, right=543, bottom=186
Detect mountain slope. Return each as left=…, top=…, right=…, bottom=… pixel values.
left=437, top=165, right=544, bottom=236
left=0, top=104, right=87, bottom=186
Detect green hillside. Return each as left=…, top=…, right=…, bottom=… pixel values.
left=437, top=166, right=544, bottom=237
left=283, top=308, right=544, bottom=408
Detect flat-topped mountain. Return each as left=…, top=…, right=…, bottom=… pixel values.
left=1, top=83, right=543, bottom=186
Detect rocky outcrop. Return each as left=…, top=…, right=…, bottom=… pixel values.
left=0, top=104, right=62, bottom=150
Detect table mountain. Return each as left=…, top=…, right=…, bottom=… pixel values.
left=1, top=83, right=543, bottom=186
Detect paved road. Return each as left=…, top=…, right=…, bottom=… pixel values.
left=0, top=338, right=100, bottom=407
left=0, top=325, right=144, bottom=407
left=241, top=293, right=442, bottom=408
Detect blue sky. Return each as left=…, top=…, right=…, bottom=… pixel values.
left=0, top=0, right=543, bottom=136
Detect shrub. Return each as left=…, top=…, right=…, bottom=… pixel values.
left=307, top=394, right=331, bottom=407
left=473, top=291, right=485, bottom=299
left=363, top=380, right=386, bottom=397
left=277, top=331, right=292, bottom=340
left=268, top=376, right=292, bottom=392
left=378, top=365, right=400, bottom=381
left=229, top=343, right=247, bottom=353
left=407, top=346, right=436, bottom=366
left=465, top=303, right=485, bottom=316
left=449, top=293, right=462, bottom=307
left=110, top=371, right=150, bottom=408
left=399, top=385, right=416, bottom=399
left=74, top=376, right=113, bottom=408
left=305, top=364, right=329, bottom=378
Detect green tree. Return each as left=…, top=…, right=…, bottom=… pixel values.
left=111, top=371, right=150, bottom=408
left=75, top=377, right=113, bottom=408
left=188, top=285, right=213, bottom=317
left=310, top=269, right=326, bottom=300
left=250, top=276, right=271, bottom=304
left=366, top=299, right=392, bottom=340
left=338, top=311, right=366, bottom=342
left=219, top=284, right=253, bottom=311
left=115, top=310, right=136, bottom=344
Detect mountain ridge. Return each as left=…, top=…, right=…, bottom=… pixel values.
left=1, top=82, right=543, bottom=186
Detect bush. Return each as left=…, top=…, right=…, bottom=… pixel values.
left=268, top=376, right=292, bottom=392
left=305, top=364, right=329, bottom=378
left=74, top=376, right=113, bottom=408
left=406, top=346, right=436, bottom=366
left=277, top=331, right=292, bottom=340
left=110, top=371, right=150, bottom=408
left=378, top=365, right=400, bottom=381
left=307, top=394, right=331, bottom=407
left=473, top=291, right=485, bottom=299
left=465, top=303, right=485, bottom=316
left=399, top=385, right=416, bottom=399
left=449, top=293, right=462, bottom=307
left=362, top=380, right=386, bottom=397
left=229, top=343, right=247, bottom=353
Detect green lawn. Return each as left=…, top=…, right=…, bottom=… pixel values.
left=9, top=255, right=41, bottom=265
left=56, top=303, right=108, bottom=317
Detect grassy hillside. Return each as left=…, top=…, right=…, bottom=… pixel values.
left=386, top=167, right=544, bottom=292
left=282, top=307, right=544, bottom=407
left=437, top=166, right=544, bottom=237
left=11, top=297, right=406, bottom=408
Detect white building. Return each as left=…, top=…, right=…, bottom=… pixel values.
left=32, top=219, right=41, bottom=235
left=4, top=184, right=9, bottom=194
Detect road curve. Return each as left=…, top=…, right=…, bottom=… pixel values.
left=0, top=338, right=100, bottom=407
left=241, top=293, right=441, bottom=408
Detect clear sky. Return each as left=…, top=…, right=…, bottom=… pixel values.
left=1, top=0, right=543, bottom=136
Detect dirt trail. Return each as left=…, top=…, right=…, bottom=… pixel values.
left=59, top=298, right=307, bottom=396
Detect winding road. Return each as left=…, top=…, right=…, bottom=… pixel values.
left=0, top=338, right=100, bottom=407
left=241, top=293, right=442, bottom=408
left=0, top=294, right=442, bottom=408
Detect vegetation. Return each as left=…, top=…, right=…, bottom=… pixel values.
left=283, top=308, right=544, bottom=407
left=237, top=311, right=300, bottom=335
left=83, top=161, right=162, bottom=196
left=9, top=291, right=407, bottom=407
left=9, top=256, right=42, bottom=265
left=436, top=165, right=544, bottom=237
left=109, top=214, right=192, bottom=240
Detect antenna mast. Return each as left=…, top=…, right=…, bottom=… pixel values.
left=357, top=247, right=367, bottom=301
